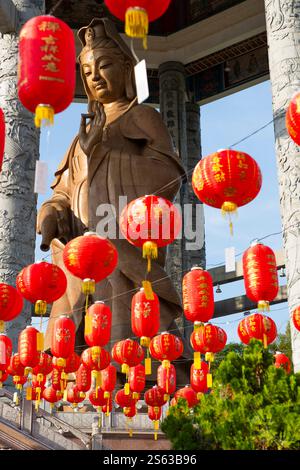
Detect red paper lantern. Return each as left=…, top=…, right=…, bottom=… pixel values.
left=63, top=232, right=118, bottom=297
left=32, top=351, right=53, bottom=376
left=115, top=389, right=137, bottom=408
left=0, top=335, right=12, bottom=371
left=104, top=0, right=171, bottom=47
left=0, top=108, right=4, bottom=172
left=243, top=242, right=279, bottom=311
left=192, top=149, right=262, bottom=234
left=85, top=301, right=112, bottom=347
left=131, top=288, right=160, bottom=347
left=101, top=364, right=117, bottom=400
left=13, top=375, right=27, bottom=390
left=50, top=368, right=64, bottom=392
left=190, top=323, right=227, bottom=356
left=7, top=353, right=25, bottom=377
left=292, top=306, right=300, bottom=332
left=190, top=363, right=209, bottom=396
left=129, top=364, right=145, bottom=396
left=148, top=405, right=161, bottom=421
left=112, top=339, right=144, bottom=373
left=144, top=385, right=167, bottom=407
left=182, top=267, right=214, bottom=324
left=51, top=315, right=75, bottom=359
left=274, top=352, right=291, bottom=374
left=286, top=92, right=300, bottom=145
left=147, top=405, right=162, bottom=440
left=65, top=351, right=81, bottom=373
left=67, top=385, right=85, bottom=406
left=18, top=326, right=40, bottom=368
left=0, top=283, right=23, bottom=332
left=149, top=332, right=183, bottom=369
left=16, top=261, right=67, bottom=316
left=102, top=398, right=113, bottom=414
left=157, top=363, right=176, bottom=395
left=43, top=387, right=63, bottom=405
left=32, top=374, right=46, bottom=389
left=175, top=386, right=199, bottom=408
left=120, top=195, right=181, bottom=273
left=18, top=15, right=75, bottom=127
left=88, top=387, right=106, bottom=407
left=123, top=405, right=136, bottom=418
left=237, top=313, right=277, bottom=347
left=190, top=323, right=227, bottom=387
left=76, top=364, right=92, bottom=392
left=81, top=347, right=110, bottom=372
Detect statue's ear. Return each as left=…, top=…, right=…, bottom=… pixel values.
left=125, top=61, right=136, bottom=101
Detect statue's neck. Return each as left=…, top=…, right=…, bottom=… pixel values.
left=103, top=98, right=134, bottom=125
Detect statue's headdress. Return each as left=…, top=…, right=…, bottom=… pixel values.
left=78, top=18, right=137, bottom=102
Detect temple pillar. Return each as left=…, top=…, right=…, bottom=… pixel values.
left=158, top=61, right=189, bottom=295
left=264, top=0, right=300, bottom=371
left=0, top=0, right=44, bottom=350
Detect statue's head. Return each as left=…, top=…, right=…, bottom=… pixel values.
left=78, top=18, right=137, bottom=104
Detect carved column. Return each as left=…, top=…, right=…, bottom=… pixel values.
left=0, top=0, right=44, bottom=351
left=158, top=62, right=188, bottom=295
left=264, top=0, right=300, bottom=371
left=185, top=102, right=205, bottom=269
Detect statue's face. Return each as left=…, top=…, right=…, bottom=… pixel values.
left=81, top=49, right=129, bottom=104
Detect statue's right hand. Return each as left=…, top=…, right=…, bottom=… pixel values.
left=36, top=206, right=59, bottom=252
left=79, top=101, right=106, bottom=156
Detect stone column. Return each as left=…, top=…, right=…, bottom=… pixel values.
left=185, top=102, right=205, bottom=269
left=158, top=62, right=188, bottom=295
left=0, top=0, right=44, bottom=351
left=264, top=0, right=300, bottom=372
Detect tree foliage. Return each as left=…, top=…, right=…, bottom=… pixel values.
left=161, top=340, right=300, bottom=450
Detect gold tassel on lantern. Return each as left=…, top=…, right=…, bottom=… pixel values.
left=142, top=280, right=154, bottom=300
left=82, top=278, right=95, bottom=313
left=125, top=7, right=149, bottom=49
left=258, top=300, right=270, bottom=312
left=221, top=201, right=238, bottom=236
left=205, top=352, right=214, bottom=388
left=84, top=314, right=92, bottom=336
left=263, top=333, right=268, bottom=349
left=34, top=104, right=54, bottom=128
left=36, top=332, right=44, bottom=352
left=124, top=382, right=130, bottom=396
left=0, top=320, right=5, bottom=333
left=194, top=351, right=201, bottom=370
left=142, top=241, right=158, bottom=273
left=154, top=420, right=159, bottom=440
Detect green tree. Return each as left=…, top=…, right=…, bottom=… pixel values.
left=268, top=322, right=292, bottom=363
left=161, top=340, right=300, bottom=450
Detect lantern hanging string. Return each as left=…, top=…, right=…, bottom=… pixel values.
left=49, top=0, right=64, bottom=15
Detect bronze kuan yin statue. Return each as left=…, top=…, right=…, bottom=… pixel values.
left=37, top=18, right=187, bottom=382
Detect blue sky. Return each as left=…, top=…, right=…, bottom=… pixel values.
left=36, top=79, right=289, bottom=343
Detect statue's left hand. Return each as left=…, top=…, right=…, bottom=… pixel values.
left=79, top=101, right=106, bottom=156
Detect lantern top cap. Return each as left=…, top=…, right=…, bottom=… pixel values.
left=83, top=231, right=97, bottom=237
left=191, top=266, right=203, bottom=271
left=250, top=239, right=260, bottom=247
left=275, top=351, right=282, bottom=355
left=94, top=301, right=105, bottom=304
left=58, top=314, right=69, bottom=318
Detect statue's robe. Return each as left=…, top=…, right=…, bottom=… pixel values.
left=39, top=101, right=188, bottom=381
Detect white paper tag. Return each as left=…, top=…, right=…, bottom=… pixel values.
left=134, top=59, right=149, bottom=104
left=225, top=247, right=236, bottom=273
left=34, top=161, right=48, bottom=194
